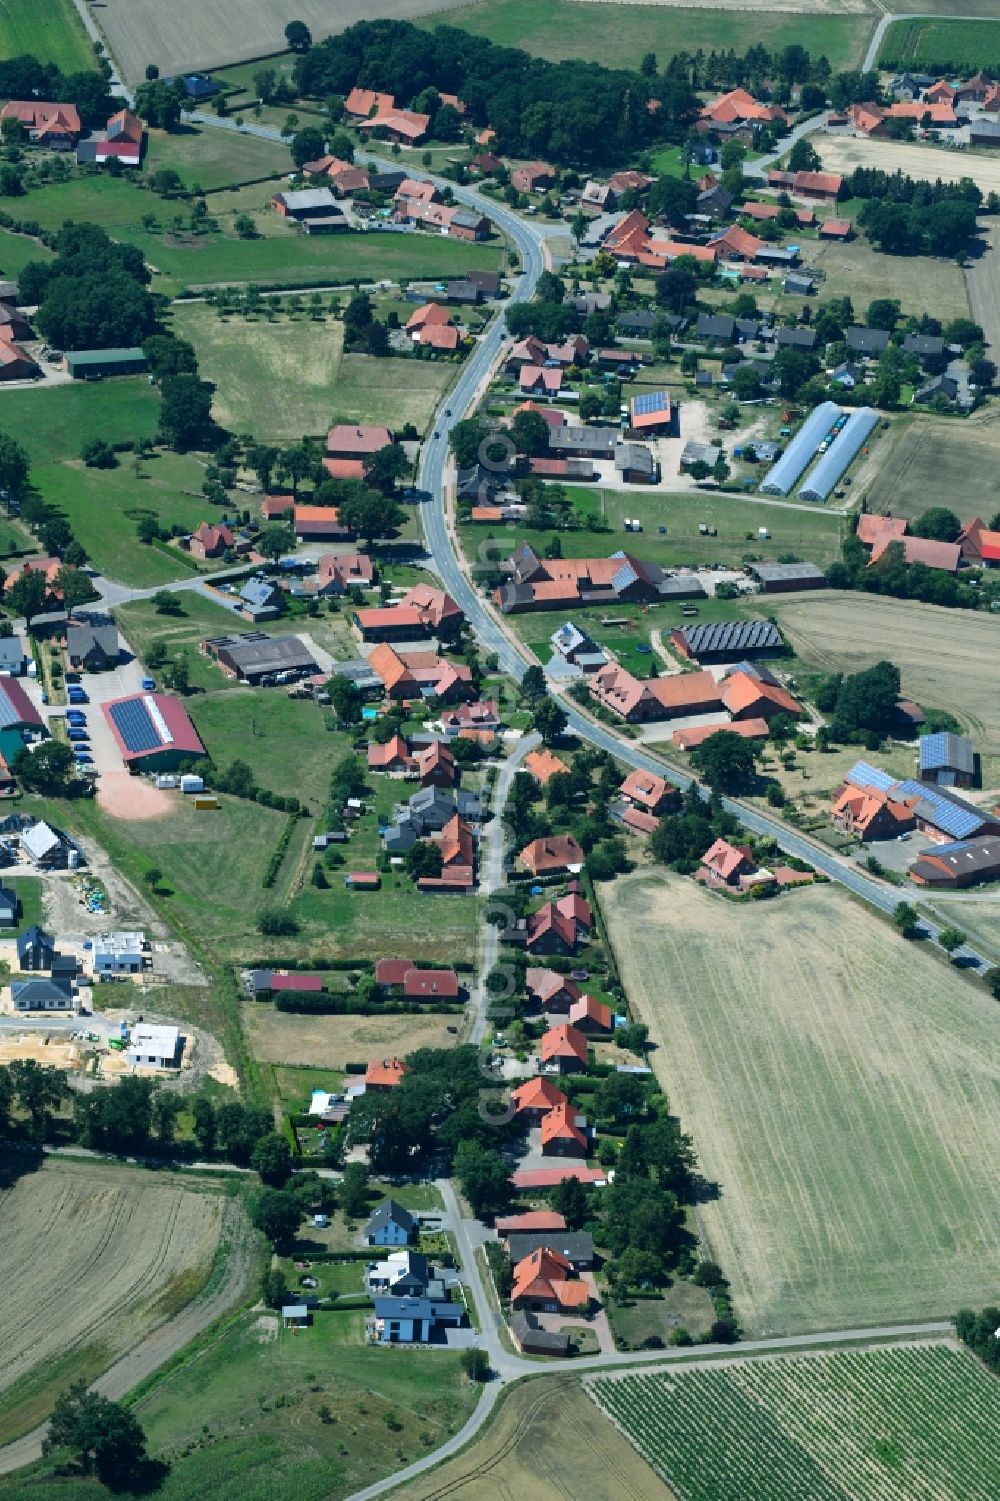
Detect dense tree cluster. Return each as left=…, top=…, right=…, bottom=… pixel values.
left=292, top=19, right=699, bottom=165
left=0, top=54, right=115, bottom=130
left=954, top=1306, right=1000, bottom=1372
left=21, top=222, right=156, bottom=350
left=844, top=169, right=982, bottom=260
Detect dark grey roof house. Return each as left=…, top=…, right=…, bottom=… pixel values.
left=17, top=924, right=54, bottom=969
left=66, top=621, right=119, bottom=672
left=0, top=883, right=16, bottom=928
left=901, top=333, right=945, bottom=358
left=846, top=326, right=890, bottom=356
left=12, top=976, right=75, bottom=1011
left=775, top=326, right=817, bottom=350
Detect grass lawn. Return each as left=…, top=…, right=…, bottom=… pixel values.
left=34, top=450, right=219, bottom=588
left=415, top=1, right=871, bottom=73
left=169, top=302, right=457, bottom=440
left=114, top=592, right=254, bottom=694
left=60, top=792, right=299, bottom=968
left=0, top=227, right=52, bottom=279
left=607, top=1279, right=715, bottom=1348
left=0, top=380, right=161, bottom=467
left=797, top=235, right=970, bottom=323
left=15, top=176, right=503, bottom=295
left=268, top=1063, right=347, bottom=1113
left=463, top=486, right=843, bottom=574
left=144, top=122, right=293, bottom=190
left=879, top=16, right=1000, bottom=70
left=601, top=871, right=1000, bottom=1335
left=0, top=0, right=94, bottom=73
left=119, top=1309, right=479, bottom=1501
left=211, top=54, right=300, bottom=102
left=188, top=690, right=345, bottom=808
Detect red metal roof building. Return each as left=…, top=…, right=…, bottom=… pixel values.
left=102, top=693, right=205, bottom=772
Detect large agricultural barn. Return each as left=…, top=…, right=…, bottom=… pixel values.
left=102, top=693, right=205, bottom=773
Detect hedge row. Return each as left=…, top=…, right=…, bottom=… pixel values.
left=262, top=815, right=296, bottom=889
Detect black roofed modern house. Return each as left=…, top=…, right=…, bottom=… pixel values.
left=65, top=620, right=119, bottom=672
left=670, top=619, right=784, bottom=663
left=846, top=327, right=890, bottom=357
left=901, top=333, right=945, bottom=359
left=63, top=348, right=148, bottom=379
left=774, top=326, right=817, bottom=349
left=918, top=732, right=975, bottom=787
left=0, top=882, right=16, bottom=928
left=12, top=975, right=75, bottom=1012
left=102, top=693, right=205, bottom=772
left=17, top=924, right=54, bottom=968
left=509, top=1309, right=570, bottom=1356
left=202, top=632, right=318, bottom=684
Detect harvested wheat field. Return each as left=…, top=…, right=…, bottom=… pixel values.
left=396, top=1374, right=673, bottom=1501
left=599, top=872, right=1000, bottom=1336
left=769, top=589, right=1000, bottom=775
left=0, top=1157, right=225, bottom=1442
left=241, top=1003, right=460, bottom=1068
left=98, top=0, right=479, bottom=80
left=818, top=133, right=1000, bottom=195
left=867, top=413, right=1000, bottom=524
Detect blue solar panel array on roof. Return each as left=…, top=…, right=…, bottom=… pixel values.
left=845, top=761, right=897, bottom=794
left=0, top=682, right=24, bottom=731
left=678, top=620, right=783, bottom=656
left=632, top=390, right=669, bottom=416
left=918, top=731, right=974, bottom=775
left=897, top=780, right=986, bottom=840
left=109, top=699, right=161, bottom=754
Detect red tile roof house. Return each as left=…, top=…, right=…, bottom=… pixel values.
left=525, top=892, right=592, bottom=955
left=589, top=662, right=723, bottom=724
left=700, top=838, right=755, bottom=887
left=831, top=783, right=918, bottom=841
left=367, top=734, right=417, bottom=776
left=496, top=1209, right=567, bottom=1235
left=619, top=768, right=679, bottom=817
left=568, top=995, right=613, bottom=1035
left=673, top=718, right=769, bottom=752
left=526, top=967, right=583, bottom=1014
left=1, top=100, right=81, bottom=147
left=262, top=494, right=294, bottom=519
left=187, top=522, right=235, bottom=560
left=353, top=604, right=429, bottom=644
left=405, top=303, right=455, bottom=346
left=313, top=551, right=375, bottom=596
left=417, top=813, right=476, bottom=892
left=512, top=1247, right=591, bottom=1312
left=344, top=88, right=396, bottom=120
left=511, top=163, right=556, bottom=193
left=519, top=835, right=586, bottom=876
left=439, top=699, right=500, bottom=736
left=540, top=1099, right=590, bottom=1157
left=519, top=365, right=564, bottom=396
left=358, top=109, right=431, bottom=145
left=511, top=1075, right=569, bottom=1121
left=403, top=967, right=460, bottom=1000
left=700, top=88, right=787, bottom=129
left=957, top=517, right=1000, bottom=566
left=398, top=584, right=464, bottom=636
left=720, top=670, right=801, bottom=723
left=621, top=805, right=660, bottom=837
left=415, top=740, right=455, bottom=788
left=375, top=957, right=415, bottom=989
left=868, top=534, right=961, bottom=573
left=294, top=504, right=352, bottom=541
left=365, top=1057, right=409, bottom=1090
left=540, top=1022, right=589, bottom=1074
left=327, top=423, right=392, bottom=459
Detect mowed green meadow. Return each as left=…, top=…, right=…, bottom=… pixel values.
left=0, top=0, right=94, bottom=73
left=416, top=0, right=872, bottom=73
left=600, top=872, right=1000, bottom=1336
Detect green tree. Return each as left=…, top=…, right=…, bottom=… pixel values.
left=192, top=1096, right=217, bottom=1156
left=459, top=1347, right=490, bottom=1382
left=449, top=416, right=488, bottom=469
left=551, top=1173, right=591, bottom=1229
left=262, top=1267, right=289, bottom=1309
left=250, top=1187, right=302, bottom=1249
left=0, top=430, right=30, bottom=498
left=43, top=1383, right=149, bottom=1485
left=151, top=1089, right=183, bottom=1145
left=5, top=568, right=48, bottom=623
left=533, top=697, right=567, bottom=746
left=256, top=522, right=296, bottom=561
left=57, top=567, right=98, bottom=614
left=234, top=212, right=258, bottom=239
left=159, top=374, right=213, bottom=450
left=454, top=1140, right=512, bottom=1217
left=7, top=1057, right=69, bottom=1137
left=153, top=590, right=184, bottom=616
left=340, top=1161, right=370, bottom=1219
left=510, top=408, right=551, bottom=457
left=893, top=901, right=920, bottom=938
left=365, top=442, right=409, bottom=496
left=12, top=740, right=76, bottom=795
left=938, top=927, right=966, bottom=954
left=405, top=840, right=443, bottom=880
left=911, top=507, right=961, bottom=543
left=285, top=19, right=313, bottom=51
left=290, top=126, right=326, bottom=168
left=251, top=1131, right=293, bottom=1186
left=337, top=488, right=404, bottom=543
left=690, top=731, right=757, bottom=794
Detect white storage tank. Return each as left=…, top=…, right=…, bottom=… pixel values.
left=180, top=774, right=205, bottom=793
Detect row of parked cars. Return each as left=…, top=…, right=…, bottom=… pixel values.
left=65, top=683, right=94, bottom=770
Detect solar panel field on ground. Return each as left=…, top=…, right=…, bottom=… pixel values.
left=591, top=1345, right=1000, bottom=1501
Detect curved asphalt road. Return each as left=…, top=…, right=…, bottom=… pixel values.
left=186, top=111, right=992, bottom=975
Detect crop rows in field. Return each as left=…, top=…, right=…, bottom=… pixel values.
left=591, top=1345, right=1000, bottom=1500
